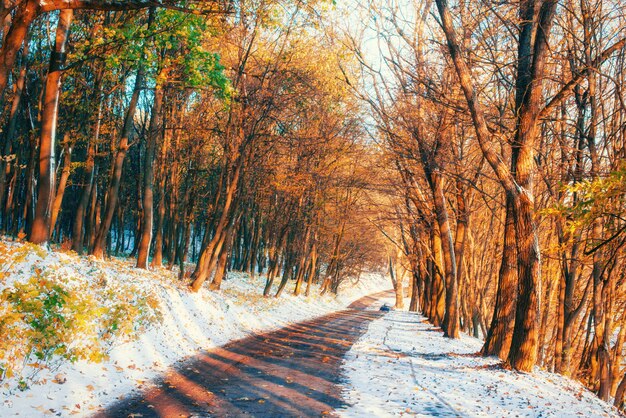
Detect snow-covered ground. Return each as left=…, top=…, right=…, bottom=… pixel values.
left=338, top=295, right=621, bottom=418
left=0, top=241, right=390, bottom=417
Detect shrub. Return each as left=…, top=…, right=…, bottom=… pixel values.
left=0, top=245, right=161, bottom=386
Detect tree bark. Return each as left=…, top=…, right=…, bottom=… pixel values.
left=91, top=59, right=147, bottom=258
left=482, top=198, right=517, bottom=358
left=304, top=240, right=317, bottom=297
left=137, top=79, right=164, bottom=268
left=29, top=8, right=73, bottom=244
left=614, top=373, right=626, bottom=410
left=49, top=135, right=72, bottom=234
left=0, top=32, right=30, bottom=222
left=430, top=227, right=446, bottom=326
left=0, top=0, right=38, bottom=99
left=189, top=155, right=243, bottom=291
left=434, top=0, right=557, bottom=371
left=431, top=170, right=459, bottom=338
left=151, top=114, right=171, bottom=267
left=72, top=91, right=103, bottom=253
left=209, top=214, right=237, bottom=290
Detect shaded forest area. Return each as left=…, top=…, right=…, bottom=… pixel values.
left=1, top=0, right=626, bottom=409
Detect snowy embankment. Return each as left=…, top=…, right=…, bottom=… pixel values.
left=339, top=294, right=621, bottom=418
left=0, top=240, right=389, bottom=417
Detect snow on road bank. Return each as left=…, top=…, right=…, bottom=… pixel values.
left=339, top=296, right=620, bottom=418
left=0, top=240, right=390, bottom=417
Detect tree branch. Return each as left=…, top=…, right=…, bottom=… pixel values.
left=539, top=37, right=626, bottom=119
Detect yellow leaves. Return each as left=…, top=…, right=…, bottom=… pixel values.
left=25, top=362, right=46, bottom=369
left=146, top=295, right=161, bottom=311
left=0, top=246, right=162, bottom=389
left=0, top=242, right=27, bottom=275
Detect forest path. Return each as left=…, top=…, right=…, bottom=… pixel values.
left=94, top=290, right=392, bottom=418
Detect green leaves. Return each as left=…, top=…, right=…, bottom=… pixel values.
left=151, top=10, right=231, bottom=95
left=69, top=9, right=232, bottom=99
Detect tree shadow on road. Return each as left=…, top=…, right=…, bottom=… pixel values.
left=94, top=291, right=391, bottom=418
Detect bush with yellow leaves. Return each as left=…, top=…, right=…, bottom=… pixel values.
left=0, top=243, right=161, bottom=388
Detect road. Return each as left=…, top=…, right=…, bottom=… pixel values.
left=95, top=290, right=391, bottom=418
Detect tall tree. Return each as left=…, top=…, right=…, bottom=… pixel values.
left=29, top=8, right=73, bottom=244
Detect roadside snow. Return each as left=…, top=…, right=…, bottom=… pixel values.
left=338, top=296, right=621, bottom=418
left=0, top=240, right=390, bottom=417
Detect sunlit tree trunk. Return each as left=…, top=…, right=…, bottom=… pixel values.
left=431, top=170, right=458, bottom=337
left=189, top=155, right=243, bottom=291
left=137, top=79, right=164, bottom=268
left=304, top=240, right=317, bottom=297
left=49, top=136, right=72, bottom=234
left=209, top=214, right=237, bottom=290
left=435, top=0, right=557, bottom=371
left=430, top=226, right=445, bottom=327
left=482, top=199, right=516, bottom=358
left=0, top=0, right=38, bottom=98
left=151, top=119, right=171, bottom=268
left=29, top=9, right=73, bottom=244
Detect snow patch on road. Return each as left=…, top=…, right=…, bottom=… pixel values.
left=338, top=299, right=620, bottom=417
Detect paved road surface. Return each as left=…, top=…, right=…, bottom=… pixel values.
left=95, top=290, right=392, bottom=418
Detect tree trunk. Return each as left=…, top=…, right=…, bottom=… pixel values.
left=151, top=120, right=170, bottom=268
left=293, top=225, right=311, bottom=296
left=431, top=171, right=459, bottom=338
left=275, top=250, right=294, bottom=298
left=189, top=155, right=243, bottom=291
left=614, top=373, right=626, bottom=410
left=91, top=61, right=146, bottom=258
left=388, top=254, right=404, bottom=309
left=176, top=197, right=195, bottom=281
left=304, top=241, right=317, bottom=297
left=72, top=91, right=102, bottom=253
left=19, top=133, right=37, bottom=237
left=408, top=256, right=420, bottom=313
left=482, top=198, right=517, bottom=358
left=434, top=0, right=557, bottom=372
left=507, top=182, right=541, bottom=372
left=209, top=215, right=237, bottom=291
left=0, top=0, right=38, bottom=98
left=49, top=136, right=72, bottom=234
left=137, top=80, right=164, bottom=268
left=29, top=9, right=73, bottom=244
left=430, top=226, right=446, bottom=327
left=0, top=33, right=29, bottom=221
